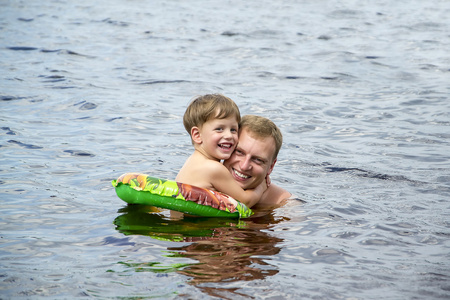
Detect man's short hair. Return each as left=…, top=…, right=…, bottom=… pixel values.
left=240, top=115, right=283, bottom=160
left=183, top=94, right=241, bottom=135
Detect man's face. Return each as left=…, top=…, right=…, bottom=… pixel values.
left=223, top=129, right=277, bottom=190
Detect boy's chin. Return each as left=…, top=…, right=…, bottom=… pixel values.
left=218, top=153, right=232, bottom=160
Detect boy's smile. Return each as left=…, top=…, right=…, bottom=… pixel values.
left=218, top=142, right=233, bottom=150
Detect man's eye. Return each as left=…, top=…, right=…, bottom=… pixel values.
left=254, top=158, right=264, bottom=165
left=236, top=150, right=244, bottom=155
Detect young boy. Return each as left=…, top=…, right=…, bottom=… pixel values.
left=176, top=94, right=265, bottom=208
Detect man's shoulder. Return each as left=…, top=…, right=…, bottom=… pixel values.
left=268, top=184, right=292, bottom=202
left=254, top=184, right=291, bottom=209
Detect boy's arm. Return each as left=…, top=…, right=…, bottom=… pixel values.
left=209, top=163, right=266, bottom=208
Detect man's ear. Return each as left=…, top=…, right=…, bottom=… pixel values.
left=191, top=126, right=202, bottom=144
left=267, top=158, right=277, bottom=176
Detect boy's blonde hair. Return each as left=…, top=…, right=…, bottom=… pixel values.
left=240, top=115, right=283, bottom=161
left=183, top=94, right=241, bottom=135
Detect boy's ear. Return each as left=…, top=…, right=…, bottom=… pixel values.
left=191, top=126, right=202, bottom=144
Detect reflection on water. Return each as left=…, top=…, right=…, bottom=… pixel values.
left=114, top=205, right=286, bottom=297
left=114, top=205, right=246, bottom=241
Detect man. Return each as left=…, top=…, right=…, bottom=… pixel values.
left=224, top=115, right=292, bottom=210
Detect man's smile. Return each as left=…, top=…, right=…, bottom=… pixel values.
left=233, top=168, right=250, bottom=179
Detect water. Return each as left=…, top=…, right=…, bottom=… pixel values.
left=1, top=0, right=449, bottom=299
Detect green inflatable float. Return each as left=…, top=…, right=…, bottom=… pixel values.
left=112, top=173, right=253, bottom=218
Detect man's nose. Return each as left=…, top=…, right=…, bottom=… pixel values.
left=240, top=157, right=252, bottom=170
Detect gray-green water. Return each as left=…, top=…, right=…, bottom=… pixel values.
left=1, top=0, right=449, bottom=298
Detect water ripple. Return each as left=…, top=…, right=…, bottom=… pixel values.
left=7, top=140, right=43, bottom=150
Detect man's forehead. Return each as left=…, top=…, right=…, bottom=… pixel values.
left=239, top=130, right=276, bottom=157
left=241, top=128, right=274, bottom=142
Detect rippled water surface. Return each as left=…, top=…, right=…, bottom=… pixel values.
left=1, top=0, right=449, bottom=299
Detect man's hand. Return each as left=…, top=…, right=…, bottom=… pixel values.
left=265, top=175, right=271, bottom=187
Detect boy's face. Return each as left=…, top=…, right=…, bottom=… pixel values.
left=223, top=129, right=276, bottom=190
left=195, top=116, right=239, bottom=161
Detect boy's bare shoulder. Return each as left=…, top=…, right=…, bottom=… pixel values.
left=207, top=160, right=234, bottom=179
left=176, top=155, right=225, bottom=189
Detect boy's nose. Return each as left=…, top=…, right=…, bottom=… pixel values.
left=224, top=129, right=233, bottom=139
